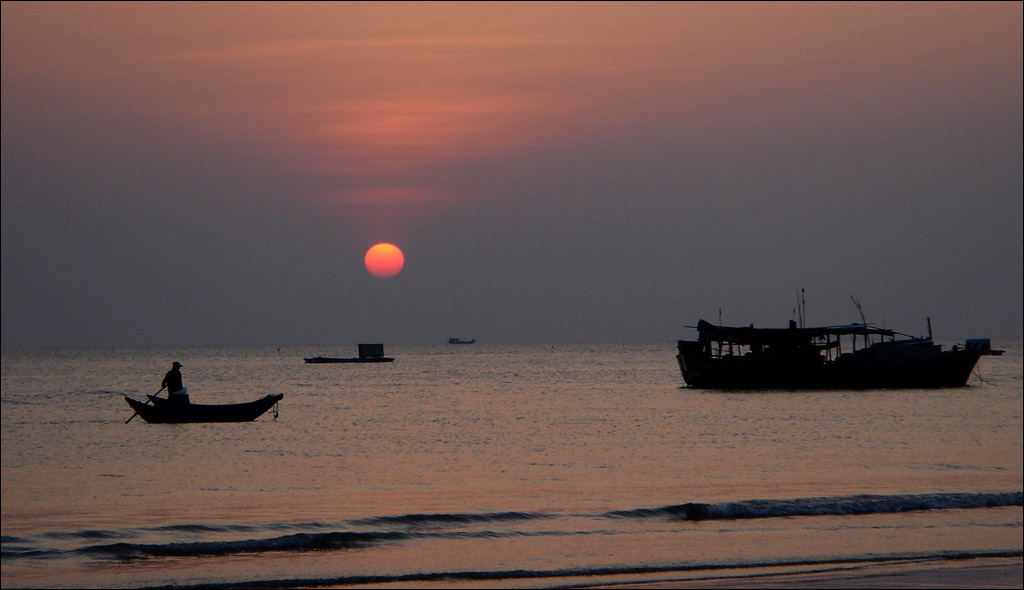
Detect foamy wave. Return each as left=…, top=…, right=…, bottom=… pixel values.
left=605, top=491, right=1023, bottom=521
left=6, top=491, right=1019, bottom=563
left=77, top=530, right=414, bottom=559
left=351, top=510, right=544, bottom=528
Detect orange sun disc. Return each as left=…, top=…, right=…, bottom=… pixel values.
left=364, top=243, right=405, bottom=278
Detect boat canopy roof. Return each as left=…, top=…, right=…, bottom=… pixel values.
left=694, top=319, right=903, bottom=344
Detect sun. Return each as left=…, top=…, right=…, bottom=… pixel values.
left=364, top=243, right=405, bottom=278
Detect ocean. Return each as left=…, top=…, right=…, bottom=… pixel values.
left=2, top=341, right=1021, bottom=589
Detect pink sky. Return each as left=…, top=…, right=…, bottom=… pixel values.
left=8, top=3, right=1014, bottom=198
left=2, top=2, right=1021, bottom=346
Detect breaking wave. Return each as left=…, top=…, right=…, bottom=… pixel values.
left=604, top=491, right=1023, bottom=521
left=350, top=510, right=545, bottom=528
left=4, top=491, right=1019, bottom=563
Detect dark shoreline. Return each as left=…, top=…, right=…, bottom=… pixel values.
left=565, top=556, right=1023, bottom=589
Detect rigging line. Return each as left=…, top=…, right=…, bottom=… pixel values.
left=972, top=363, right=994, bottom=385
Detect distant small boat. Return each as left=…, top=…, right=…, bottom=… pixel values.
left=304, top=343, right=394, bottom=364
left=448, top=337, right=476, bottom=345
left=124, top=393, right=282, bottom=423
left=304, top=356, right=394, bottom=364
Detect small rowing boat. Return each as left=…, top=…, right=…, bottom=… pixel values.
left=123, top=393, right=283, bottom=423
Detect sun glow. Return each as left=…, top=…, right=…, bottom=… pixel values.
left=364, top=243, right=405, bottom=278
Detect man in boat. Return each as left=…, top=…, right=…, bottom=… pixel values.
left=161, top=362, right=189, bottom=405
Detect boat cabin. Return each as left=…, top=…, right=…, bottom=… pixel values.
left=693, top=319, right=925, bottom=363
left=358, top=343, right=386, bottom=359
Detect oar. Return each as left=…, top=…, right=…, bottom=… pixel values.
left=125, top=386, right=165, bottom=424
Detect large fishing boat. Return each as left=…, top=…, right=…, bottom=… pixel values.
left=677, top=318, right=981, bottom=389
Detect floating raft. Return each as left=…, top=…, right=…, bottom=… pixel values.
left=304, top=343, right=394, bottom=364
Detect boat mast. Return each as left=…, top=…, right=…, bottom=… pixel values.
left=717, top=309, right=723, bottom=357
left=850, top=295, right=867, bottom=326
left=796, top=291, right=801, bottom=328
left=801, top=288, right=806, bottom=329
left=851, top=295, right=867, bottom=349
left=796, top=288, right=807, bottom=329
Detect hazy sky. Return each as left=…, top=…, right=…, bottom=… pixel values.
left=3, top=2, right=1021, bottom=348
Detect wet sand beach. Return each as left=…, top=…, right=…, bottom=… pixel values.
left=575, top=557, right=1023, bottom=589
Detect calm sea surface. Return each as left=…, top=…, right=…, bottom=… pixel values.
left=2, top=341, right=1021, bottom=588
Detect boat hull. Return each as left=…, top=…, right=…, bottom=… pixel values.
left=124, top=393, right=283, bottom=423
left=677, top=340, right=981, bottom=389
